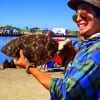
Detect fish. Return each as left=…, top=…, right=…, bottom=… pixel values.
left=1, top=34, right=58, bottom=67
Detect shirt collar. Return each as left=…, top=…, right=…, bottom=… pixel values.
left=79, top=33, right=100, bottom=49
left=80, top=33, right=100, bottom=42
left=89, top=33, right=100, bottom=39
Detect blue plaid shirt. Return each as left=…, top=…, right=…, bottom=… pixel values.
left=50, top=33, right=100, bottom=100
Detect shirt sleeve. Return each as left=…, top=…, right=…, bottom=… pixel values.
left=49, top=47, right=100, bottom=100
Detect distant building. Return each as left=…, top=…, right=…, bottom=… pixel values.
left=51, top=28, right=64, bottom=41
left=29, top=27, right=40, bottom=33
left=52, top=28, right=68, bottom=35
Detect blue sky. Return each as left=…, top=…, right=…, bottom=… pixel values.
left=0, top=0, right=78, bottom=30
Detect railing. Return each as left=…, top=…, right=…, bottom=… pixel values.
left=0, top=33, right=24, bottom=36
left=51, top=34, right=77, bottom=38
left=0, top=32, right=78, bottom=38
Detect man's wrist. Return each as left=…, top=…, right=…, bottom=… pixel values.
left=26, top=63, right=35, bottom=74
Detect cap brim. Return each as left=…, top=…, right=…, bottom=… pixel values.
left=68, top=0, right=82, bottom=10
left=68, top=0, right=100, bottom=10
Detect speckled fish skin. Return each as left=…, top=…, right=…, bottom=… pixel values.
left=1, top=34, right=58, bottom=66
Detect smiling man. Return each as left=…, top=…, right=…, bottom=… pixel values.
left=14, top=0, right=100, bottom=99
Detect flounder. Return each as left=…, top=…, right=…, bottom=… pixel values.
left=1, top=34, right=58, bottom=67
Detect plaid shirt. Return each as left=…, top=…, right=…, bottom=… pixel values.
left=50, top=33, right=100, bottom=100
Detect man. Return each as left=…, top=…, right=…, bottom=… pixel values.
left=14, top=0, right=100, bottom=99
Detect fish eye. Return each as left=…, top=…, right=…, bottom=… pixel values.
left=7, top=47, right=12, bottom=50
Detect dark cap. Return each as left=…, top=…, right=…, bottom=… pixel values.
left=68, top=0, right=100, bottom=10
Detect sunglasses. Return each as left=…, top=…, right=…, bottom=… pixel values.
left=72, top=12, right=90, bottom=22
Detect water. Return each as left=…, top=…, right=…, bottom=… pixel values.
left=0, top=36, right=18, bottom=64
left=0, top=36, right=78, bottom=64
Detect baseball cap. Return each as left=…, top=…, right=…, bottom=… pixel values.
left=68, top=0, right=100, bottom=10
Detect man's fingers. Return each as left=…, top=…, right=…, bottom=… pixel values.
left=13, top=58, right=18, bottom=64
left=58, top=39, right=71, bottom=50
left=19, top=49, right=25, bottom=58
left=64, top=38, right=71, bottom=44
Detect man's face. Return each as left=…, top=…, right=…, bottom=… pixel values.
left=75, top=3, right=100, bottom=38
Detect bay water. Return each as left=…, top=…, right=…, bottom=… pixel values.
left=0, top=36, right=18, bottom=64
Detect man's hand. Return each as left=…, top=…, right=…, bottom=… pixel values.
left=14, top=49, right=30, bottom=68
left=58, top=38, right=71, bottom=50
